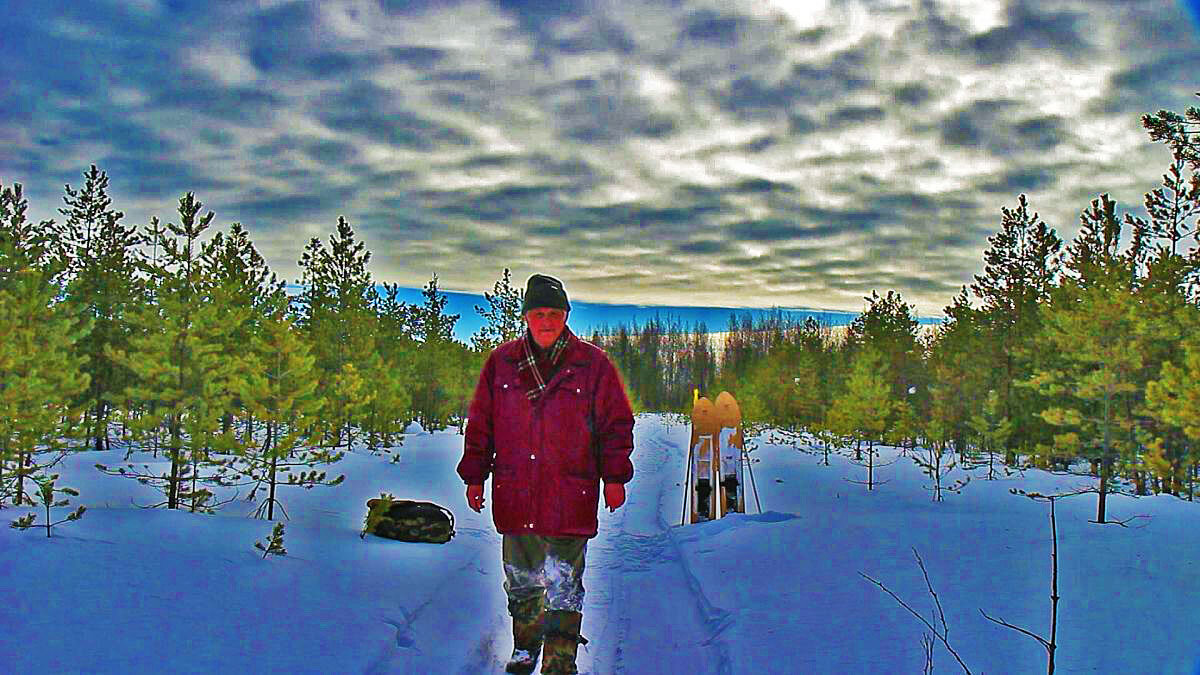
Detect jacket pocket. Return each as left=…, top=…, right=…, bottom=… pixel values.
left=560, top=477, right=600, bottom=536
left=492, top=474, right=529, bottom=533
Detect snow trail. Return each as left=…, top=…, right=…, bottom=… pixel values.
left=579, top=415, right=733, bottom=674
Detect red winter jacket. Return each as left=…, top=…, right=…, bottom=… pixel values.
left=457, top=332, right=635, bottom=538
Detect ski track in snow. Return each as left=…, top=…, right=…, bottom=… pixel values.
left=580, top=417, right=733, bottom=674
left=366, top=532, right=500, bottom=674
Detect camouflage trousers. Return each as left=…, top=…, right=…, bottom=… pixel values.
left=503, top=534, right=588, bottom=617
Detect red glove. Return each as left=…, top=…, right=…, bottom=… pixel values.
left=466, top=484, right=485, bottom=512
left=604, top=482, right=625, bottom=512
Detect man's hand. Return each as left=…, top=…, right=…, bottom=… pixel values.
left=604, top=482, right=625, bottom=512
left=466, top=484, right=485, bottom=512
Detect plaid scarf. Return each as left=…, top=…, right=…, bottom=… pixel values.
left=517, top=326, right=573, bottom=402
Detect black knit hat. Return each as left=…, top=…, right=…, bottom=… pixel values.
left=521, top=274, right=570, bottom=314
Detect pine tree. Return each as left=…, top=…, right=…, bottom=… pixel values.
left=911, top=418, right=967, bottom=502
left=1144, top=309, right=1200, bottom=499
left=827, top=346, right=894, bottom=489
left=58, top=165, right=142, bottom=452
left=368, top=283, right=417, bottom=451
left=1142, top=92, right=1200, bottom=168
left=412, top=273, right=460, bottom=344
left=293, top=217, right=379, bottom=448
left=255, top=522, right=287, bottom=558
left=471, top=267, right=524, bottom=352
left=927, top=288, right=991, bottom=458
left=201, top=222, right=288, bottom=440
left=0, top=181, right=91, bottom=506
left=0, top=181, right=59, bottom=290
left=409, top=274, right=464, bottom=431
left=9, top=473, right=86, bottom=538
left=230, top=310, right=344, bottom=521
left=967, top=389, right=1014, bottom=480
left=844, top=290, right=924, bottom=403
left=101, top=193, right=251, bottom=512
left=968, top=194, right=1063, bottom=461
left=1024, top=269, right=1142, bottom=524
left=0, top=266, right=92, bottom=507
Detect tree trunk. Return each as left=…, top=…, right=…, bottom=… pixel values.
left=1096, top=458, right=1110, bottom=524
left=867, top=442, right=874, bottom=490
left=267, top=422, right=278, bottom=521
left=1190, top=461, right=1196, bottom=502
left=168, top=415, right=182, bottom=510
left=16, top=450, right=28, bottom=506
left=1134, top=471, right=1147, bottom=496
left=93, top=398, right=107, bottom=451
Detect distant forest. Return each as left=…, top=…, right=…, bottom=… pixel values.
left=2, top=97, right=1199, bottom=520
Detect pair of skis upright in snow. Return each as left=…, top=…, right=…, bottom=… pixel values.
left=683, top=391, right=759, bottom=525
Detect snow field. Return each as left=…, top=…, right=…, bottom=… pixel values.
left=2, top=414, right=1199, bottom=673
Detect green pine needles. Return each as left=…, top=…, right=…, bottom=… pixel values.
left=361, top=492, right=397, bottom=538
left=255, top=522, right=287, bottom=558
left=10, top=473, right=87, bottom=538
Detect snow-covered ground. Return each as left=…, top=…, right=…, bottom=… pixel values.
left=3, top=414, right=1199, bottom=673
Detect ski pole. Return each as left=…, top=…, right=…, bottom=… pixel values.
left=745, top=447, right=762, bottom=514
left=681, top=439, right=694, bottom=526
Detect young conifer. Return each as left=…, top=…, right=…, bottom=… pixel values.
left=201, top=222, right=288, bottom=440
left=410, top=274, right=465, bottom=431
left=967, top=195, right=1063, bottom=461
left=470, top=267, right=524, bottom=352
left=231, top=311, right=344, bottom=521
left=1144, top=311, right=1200, bottom=498
left=367, top=283, right=417, bottom=452
left=827, top=346, right=893, bottom=489
left=294, top=217, right=380, bottom=448
left=58, top=165, right=142, bottom=452
left=0, top=267, right=92, bottom=506
left=101, top=193, right=251, bottom=512
left=1024, top=268, right=1141, bottom=524
left=0, top=182, right=92, bottom=507
left=255, top=522, right=287, bottom=558
left=9, top=473, right=86, bottom=538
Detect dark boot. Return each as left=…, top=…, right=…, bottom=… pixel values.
left=696, top=477, right=711, bottom=519
left=722, top=475, right=740, bottom=512
left=540, top=610, right=586, bottom=674
left=505, top=595, right=545, bottom=674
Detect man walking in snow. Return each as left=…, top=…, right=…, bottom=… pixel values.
left=458, top=273, right=635, bottom=675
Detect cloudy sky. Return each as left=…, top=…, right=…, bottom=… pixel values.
left=2, top=0, right=1199, bottom=317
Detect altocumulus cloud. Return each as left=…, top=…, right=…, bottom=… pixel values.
left=1, top=0, right=1198, bottom=316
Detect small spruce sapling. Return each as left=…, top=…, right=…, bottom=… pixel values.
left=361, top=492, right=397, bottom=538
left=912, top=419, right=970, bottom=502
left=255, top=522, right=287, bottom=558
left=10, top=474, right=86, bottom=538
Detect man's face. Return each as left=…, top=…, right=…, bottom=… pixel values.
left=526, top=308, right=567, bottom=349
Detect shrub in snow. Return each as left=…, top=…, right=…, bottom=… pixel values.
left=361, top=492, right=398, bottom=538
left=255, top=522, right=287, bottom=558
left=9, top=473, right=86, bottom=538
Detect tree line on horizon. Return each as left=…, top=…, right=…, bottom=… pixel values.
left=1, top=97, right=1198, bottom=523
left=590, top=96, right=1200, bottom=519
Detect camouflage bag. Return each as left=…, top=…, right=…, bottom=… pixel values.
left=362, top=494, right=456, bottom=544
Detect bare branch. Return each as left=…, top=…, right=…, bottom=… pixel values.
left=1090, top=514, right=1151, bottom=528
left=979, top=608, right=1051, bottom=652
left=860, top=571, right=973, bottom=674
left=914, top=549, right=950, bottom=641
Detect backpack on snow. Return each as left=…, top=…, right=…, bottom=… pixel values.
left=362, top=495, right=456, bottom=544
